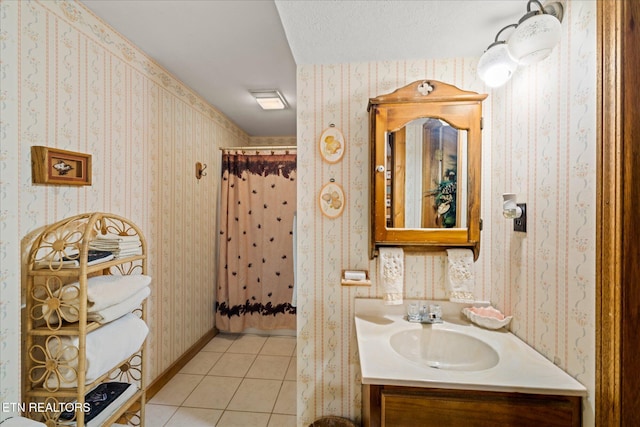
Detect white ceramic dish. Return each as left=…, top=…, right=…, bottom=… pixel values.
left=462, top=306, right=512, bottom=330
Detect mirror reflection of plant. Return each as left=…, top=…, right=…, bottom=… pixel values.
left=433, top=170, right=457, bottom=228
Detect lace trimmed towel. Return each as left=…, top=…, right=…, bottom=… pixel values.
left=446, top=248, right=476, bottom=303
left=378, top=247, right=404, bottom=305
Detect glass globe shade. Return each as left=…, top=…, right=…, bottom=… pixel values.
left=508, top=13, right=562, bottom=65
left=477, top=42, right=518, bottom=88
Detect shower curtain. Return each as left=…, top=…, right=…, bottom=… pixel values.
left=215, top=149, right=297, bottom=332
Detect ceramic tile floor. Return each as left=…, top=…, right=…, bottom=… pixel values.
left=146, top=333, right=297, bottom=427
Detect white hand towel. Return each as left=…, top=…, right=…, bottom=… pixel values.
left=378, top=247, right=404, bottom=305
left=446, top=248, right=476, bottom=302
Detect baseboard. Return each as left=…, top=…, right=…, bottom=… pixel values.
left=240, top=327, right=296, bottom=337
left=146, top=327, right=218, bottom=399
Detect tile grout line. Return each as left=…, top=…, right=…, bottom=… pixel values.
left=150, top=334, right=297, bottom=426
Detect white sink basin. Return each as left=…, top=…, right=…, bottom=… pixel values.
left=390, top=328, right=499, bottom=371
left=355, top=298, right=588, bottom=396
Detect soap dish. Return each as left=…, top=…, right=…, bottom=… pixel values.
left=462, top=306, right=512, bottom=330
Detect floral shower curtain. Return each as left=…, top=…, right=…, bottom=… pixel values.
left=215, top=149, right=297, bottom=332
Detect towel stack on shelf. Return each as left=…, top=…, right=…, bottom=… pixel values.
left=45, top=313, right=149, bottom=389
left=90, top=233, right=142, bottom=258
left=42, top=274, right=153, bottom=324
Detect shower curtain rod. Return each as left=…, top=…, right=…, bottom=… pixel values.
left=219, top=145, right=297, bottom=151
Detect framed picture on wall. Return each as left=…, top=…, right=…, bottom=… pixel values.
left=319, top=180, right=345, bottom=219
left=31, top=146, right=92, bottom=186
left=319, top=125, right=345, bottom=163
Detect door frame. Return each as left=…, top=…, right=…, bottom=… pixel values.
left=596, top=1, right=639, bottom=425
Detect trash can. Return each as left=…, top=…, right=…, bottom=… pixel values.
left=309, top=416, right=357, bottom=427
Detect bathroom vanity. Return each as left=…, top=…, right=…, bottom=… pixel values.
left=362, top=384, right=581, bottom=427
left=354, top=298, right=586, bottom=427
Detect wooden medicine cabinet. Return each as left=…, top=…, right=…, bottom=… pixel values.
left=368, top=80, right=487, bottom=259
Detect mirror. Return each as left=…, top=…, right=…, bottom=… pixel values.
left=368, top=80, right=487, bottom=259
left=386, top=118, right=467, bottom=229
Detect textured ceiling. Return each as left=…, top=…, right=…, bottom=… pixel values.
left=81, top=0, right=297, bottom=137
left=275, top=0, right=524, bottom=64
left=81, top=0, right=529, bottom=137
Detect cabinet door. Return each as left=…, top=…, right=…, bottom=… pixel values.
left=363, top=385, right=581, bottom=427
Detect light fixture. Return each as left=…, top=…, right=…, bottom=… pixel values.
left=249, top=89, right=288, bottom=110
left=508, top=0, right=563, bottom=66
left=478, top=1, right=564, bottom=87
left=503, top=193, right=527, bottom=232
left=477, top=24, right=519, bottom=88
left=502, top=193, right=522, bottom=219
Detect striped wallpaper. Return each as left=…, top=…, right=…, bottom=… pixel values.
left=294, top=1, right=596, bottom=426
left=0, top=0, right=247, bottom=418
left=295, top=58, right=494, bottom=426
left=1, top=1, right=596, bottom=426
left=489, top=2, right=596, bottom=423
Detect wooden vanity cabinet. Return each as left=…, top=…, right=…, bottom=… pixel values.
left=362, top=384, right=581, bottom=427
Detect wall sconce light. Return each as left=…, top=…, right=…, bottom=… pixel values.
left=503, top=193, right=527, bottom=232
left=508, top=0, right=563, bottom=65
left=249, top=89, right=288, bottom=110
left=477, top=24, right=519, bottom=88
left=477, top=0, right=564, bottom=88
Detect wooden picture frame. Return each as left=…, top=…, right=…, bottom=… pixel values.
left=31, top=146, right=92, bottom=186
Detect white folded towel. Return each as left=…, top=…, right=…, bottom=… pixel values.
left=42, top=274, right=152, bottom=324
left=111, top=247, right=143, bottom=258
left=446, top=248, right=476, bottom=302
left=378, top=247, right=404, bottom=305
left=90, top=234, right=142, bottom=259
left=94, top=233, right=140, bottom=242
left=90, top=240, right=141, bottom=250
left=45, top=313, right=148, bottom=389
left=87, top=286, right=150, bottom=324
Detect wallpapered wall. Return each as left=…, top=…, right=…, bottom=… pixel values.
left=295, top=60, right=495, bottom=423
left=295, top=1, right=596, bottom=426
left=0, top=0, right=248, bottom=416
left=489, top=1, right=596, bottom=423
left=1, top=0, right=596, bottom=425
left=249, top=136, right=297, bottom=146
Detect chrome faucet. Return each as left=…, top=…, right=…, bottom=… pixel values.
left=407, top=303, right=443, bottom=324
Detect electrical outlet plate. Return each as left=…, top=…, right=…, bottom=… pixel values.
left=514, top=203, right=527, bottom=232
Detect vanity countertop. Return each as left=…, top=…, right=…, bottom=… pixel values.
left=354, top=298, right=588, bottom=397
